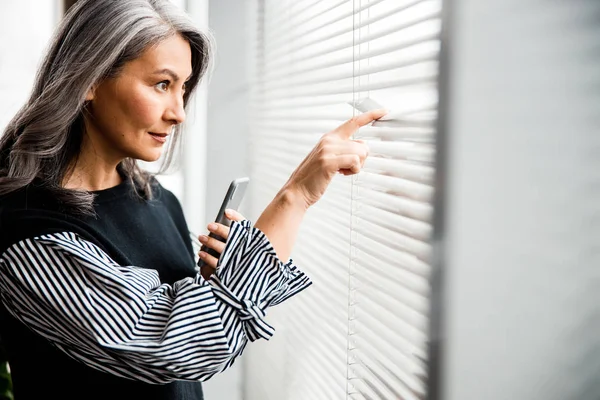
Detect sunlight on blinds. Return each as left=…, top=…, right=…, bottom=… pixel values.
left=245, top=0, right=442, bottom=399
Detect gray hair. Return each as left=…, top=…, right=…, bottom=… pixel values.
left=0, top=0, right=213, bottom=215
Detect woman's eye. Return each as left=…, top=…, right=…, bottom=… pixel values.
left=156, top=81, right=169, bottom=91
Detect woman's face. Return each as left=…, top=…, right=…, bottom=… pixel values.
left=85, top=34, right=192, bottom=163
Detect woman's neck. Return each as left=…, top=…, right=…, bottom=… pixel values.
left=62, top=124, right=125, bottom=192
left=63, top=167, right=123, bottom=192
left=62, top=146, right=123, bottom=192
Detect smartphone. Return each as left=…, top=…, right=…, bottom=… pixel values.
left=197, top=177, right=250, bottom=267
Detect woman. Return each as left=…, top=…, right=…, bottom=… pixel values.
left=0, top=0, right=384, bottom=399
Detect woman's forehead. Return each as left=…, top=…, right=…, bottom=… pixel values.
left=126, top=34, right=193, bottom=80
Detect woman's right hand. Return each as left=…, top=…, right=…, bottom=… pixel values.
left=283, top=109, right=387, bottom=209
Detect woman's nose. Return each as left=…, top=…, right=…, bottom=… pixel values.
left=165, top=96, right=186, bottom=125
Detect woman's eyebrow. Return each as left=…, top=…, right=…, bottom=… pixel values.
left=152, top=68, right=192, bottom=81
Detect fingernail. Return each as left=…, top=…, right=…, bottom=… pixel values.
left=199, top=235, right=208, bottom=243
left=199, top=251, right=206, bottom=258
left=225, top=209, right=233, bottom=216
left=208, top=223, right=217, bottom=230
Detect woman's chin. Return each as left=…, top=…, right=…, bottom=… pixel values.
left=136, top=149, right=164, bottom=163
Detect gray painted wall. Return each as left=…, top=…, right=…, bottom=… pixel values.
left=442, top=1, right=600, bottom=399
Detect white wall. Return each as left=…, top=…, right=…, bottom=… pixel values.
left=442, top=1, right=600, bottom=399
left=0, top=0, right=58, bottom=131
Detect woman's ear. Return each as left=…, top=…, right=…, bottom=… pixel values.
left=85, top=86, right=96, bottom=101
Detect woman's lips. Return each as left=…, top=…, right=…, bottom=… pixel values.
left=149, top=132, right=168, bottom=143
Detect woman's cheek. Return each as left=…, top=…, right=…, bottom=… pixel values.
left=127, top=88, right=163, bottom=129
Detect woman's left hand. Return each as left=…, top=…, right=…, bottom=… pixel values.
left=198, top=209, right=245, bottom=279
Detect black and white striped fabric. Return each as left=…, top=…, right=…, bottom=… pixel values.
left=0, top=219, right=311, bottom=384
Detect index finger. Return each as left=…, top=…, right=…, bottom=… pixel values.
left=334, top=109, right=388, bottom=138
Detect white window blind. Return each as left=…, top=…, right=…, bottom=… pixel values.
left=245, top=0, right=442, bottom=399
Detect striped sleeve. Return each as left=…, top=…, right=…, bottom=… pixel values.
left=0, top=220, right=311, bottom=384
